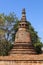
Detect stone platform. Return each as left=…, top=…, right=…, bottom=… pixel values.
left=0, top=54, right=43, bottom=65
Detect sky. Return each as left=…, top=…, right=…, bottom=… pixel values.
left=0, top=0, right=43, bottom=42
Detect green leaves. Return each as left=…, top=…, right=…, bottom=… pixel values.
left=0, top=13, right=5, bottom=26
left=34, top=42, right=42, bottom=54
left=0, top=40, right=13, bottom=56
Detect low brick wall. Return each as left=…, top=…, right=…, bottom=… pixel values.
left=0, top=54, right=43, bottom=65
left=0, top=60, right=43, bottom=65
left=0, top=54, right=43, bottom=60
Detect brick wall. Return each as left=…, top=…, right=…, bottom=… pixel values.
left=0, top=54, right=43, bottom=65
left=0, top=61, right=43, bottom=65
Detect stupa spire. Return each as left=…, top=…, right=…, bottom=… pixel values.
left=21, top=8, right=26, bottom=21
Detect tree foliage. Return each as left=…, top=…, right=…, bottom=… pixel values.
left=0, top=39, right=13, bottom=56
left=0, top=12, right=18, bottom=55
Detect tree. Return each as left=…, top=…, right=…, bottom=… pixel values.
left=0, top=39, right=13, bottom=56
left=0, top=12, right=18, bottom=55
left=4, top=12, right=18, bottom=41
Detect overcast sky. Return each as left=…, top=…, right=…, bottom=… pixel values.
left=0, top=0, right=43, bottom=42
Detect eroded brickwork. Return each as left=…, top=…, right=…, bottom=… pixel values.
left=0, top=61, right=43, bottom=65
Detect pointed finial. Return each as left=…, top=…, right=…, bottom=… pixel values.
left=22, top=8, right=26, bottom=14
left=21, top=8, right=26, bottom=21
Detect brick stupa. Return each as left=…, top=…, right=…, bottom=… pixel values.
left=0, top=9, right=43, bottom=65
left=9, top=8, right=37, bottom=55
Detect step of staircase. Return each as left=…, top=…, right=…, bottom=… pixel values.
left=11, top=48, right=35, bottom=51
left=13, top=46, right=34, bottom=49
left=9, top=50, right=37, bottom=54
left=9, top=51, right=37, bottom=54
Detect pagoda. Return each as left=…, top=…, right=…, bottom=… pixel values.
left=9, top=8, right=37, bottom=55
left=0, top=8, right=43, bottom=65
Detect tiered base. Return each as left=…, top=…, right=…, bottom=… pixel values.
left=9, top=43, right=37, bottom=55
